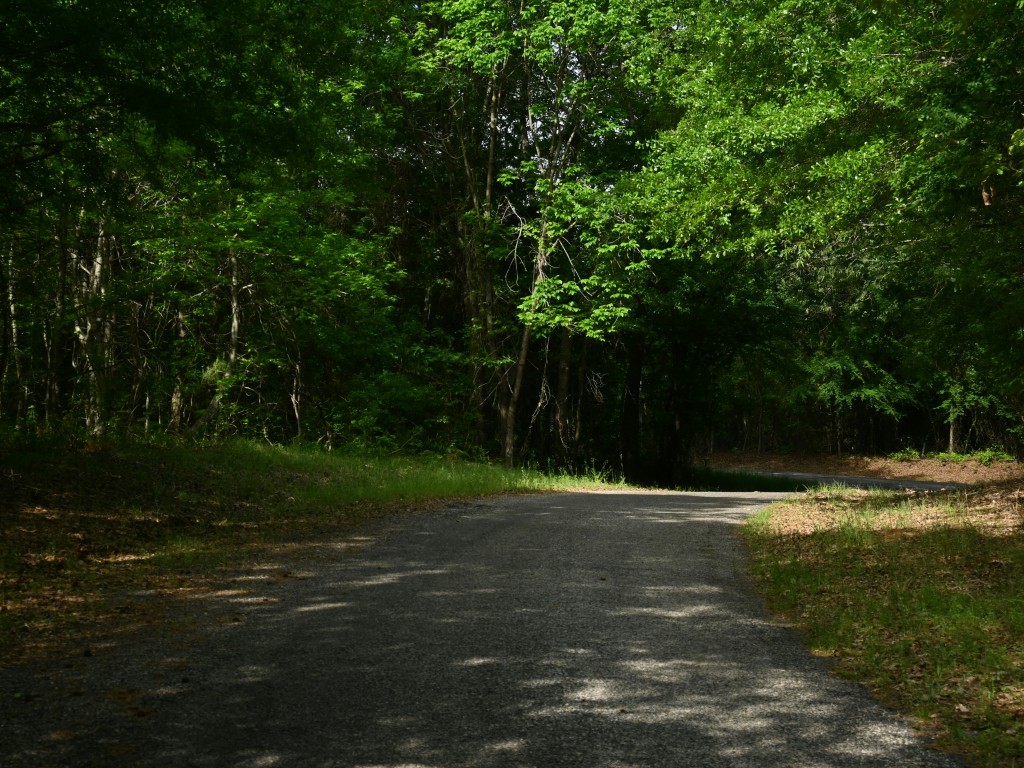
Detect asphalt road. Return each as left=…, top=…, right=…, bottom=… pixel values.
left=2, top=491, right=963, bottom=768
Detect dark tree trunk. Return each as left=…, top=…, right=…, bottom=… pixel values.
left=620, top=334, right=644, bottom=481
left=555, top=327, right=573, bottom=461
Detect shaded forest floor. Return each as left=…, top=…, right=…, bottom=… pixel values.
left=0, top=442, right=612, bottom=669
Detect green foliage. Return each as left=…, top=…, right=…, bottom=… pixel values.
left=888, top=448, right=922, bottom=462
left=2, top=0, right=1022, bottom=466
left=624, top=0, right=1024, bottom=456
left=926, top=449, right=1016, bottom=466
left=970, top=449, right=1016, bottom=466
left=889, top=447, right=1016, bottom=465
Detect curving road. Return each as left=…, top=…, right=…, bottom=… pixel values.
left=2, top=491, right=962, bottom=767
left=711, top=467, right=967, bottom=492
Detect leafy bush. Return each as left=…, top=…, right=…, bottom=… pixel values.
left=967, top=448, right=1015, bottom=466
left=888, top=447, right=921, bottom=461
left=927, top=450, right=1016, bottom=466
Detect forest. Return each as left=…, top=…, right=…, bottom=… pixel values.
left=2, top=0, right=1023, bottom=484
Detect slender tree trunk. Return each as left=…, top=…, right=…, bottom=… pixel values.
left=0, top=247, right=13, bottom=416
left=522, top=338, right=552, bottom=463
left=170, top=308, right=187, bottom=431
left=457, top=224, right=496, bottom=445
left=73, top=216, right=114, bottom=435
left=502, top=215, right=556, bottom=467
left=666, top=343, right=694, bottom=486
left=228, top=250, right=240, bottom=367
left=501, top=324, right=531, bottom=467
left=757, top=400, right=764, bottom=453
left=46, top=226, right=72, bottom=427
left=291, top=352, right=302, bottom=441
left=0, top=243, right=28, bottom=424
left=453, top=68, right=506, bottom=451
left=554, top=327, right=573, bottom=459
left=620, top=335, right=644, bottom=480
left=190, top=249, right=242, bottom=433
left=573, top=338, right=587, bottom=449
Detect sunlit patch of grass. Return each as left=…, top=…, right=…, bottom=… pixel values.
left=0, top=439, right=618, bottom=665
left=744, top=485, right=1024, bottom=767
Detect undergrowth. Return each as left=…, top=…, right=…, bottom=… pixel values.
left=888, top=448, right=1016, bottom=465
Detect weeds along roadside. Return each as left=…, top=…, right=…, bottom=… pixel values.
left=743, top=484, right=1024, bottom=768
left=0, top=439, right=619, bottom=666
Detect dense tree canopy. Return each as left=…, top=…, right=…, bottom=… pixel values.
left=2, top=0, right=1022, bottom=480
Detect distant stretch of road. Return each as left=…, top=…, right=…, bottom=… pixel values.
left=713, top=466, right=968, bottom=492
left=2, top=491, right=962, bottom=767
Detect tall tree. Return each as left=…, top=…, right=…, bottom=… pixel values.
left=413, top=0, right=673, bottom=465
left=627, top=0, right=1024, bottom=454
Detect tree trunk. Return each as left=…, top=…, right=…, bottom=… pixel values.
left=190, top=250, right=241, bottom=433
left=0, top=247, right=13, bottom=416
left=291, top=353, right=302, bottom=441
left=46, top=226, right=72, bottom=427
left=620, top=335, right=644, bottom=481
left=554, top=327, right=573, bottom=460
left=170, top=309, right=187, bottom=431
left=452, top=69, right=506, bottom=451
left=73, top=217, right=115, bottom=435
left=501, top=324, right=531, bottom=468
left=573, top=338, right=587, bottom=449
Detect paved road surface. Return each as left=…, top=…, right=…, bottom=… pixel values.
left=712, top=468, right=966, bottom=492
left=2, top=491, right=962, bottom=767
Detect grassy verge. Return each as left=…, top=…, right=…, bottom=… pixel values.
left=0, top=439, right=617, bottom=665
left=743, top=484, right=1024, bottom=767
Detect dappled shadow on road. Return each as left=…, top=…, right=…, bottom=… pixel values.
left=1, top=492, right=960, bottom=767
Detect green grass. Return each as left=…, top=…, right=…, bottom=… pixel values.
left=0, top=438, right=619, bottom=663
left=888, top=448, right=1016, bottom=466
left=744, top=487, right=1024, bottom=767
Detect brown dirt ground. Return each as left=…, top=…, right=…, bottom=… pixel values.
left=710, top=451, right=1024, bottom=486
